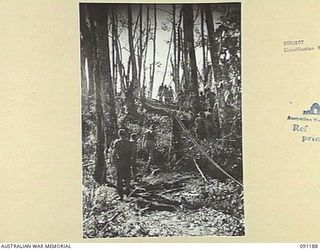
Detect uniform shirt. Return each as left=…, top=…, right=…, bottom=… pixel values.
left=112, top=138, right=132, bottom=164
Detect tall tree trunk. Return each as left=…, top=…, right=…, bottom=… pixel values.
left=128, top=4, right=138, bottom=91
left=149, top=4, right=157, bottom=99
left=128, top=4, right=138, bottom=90
left=142, top=5, right=150, bottom=99
left=80, top=36, right=88, bottom=104
left=95, top=6, right=118, bottom=147
left=80, top=49, right=88, bottom=106
left=111, top=8, right=117, bottom=95
left=205, top=4, right=222, bottom=129
left=200, top=5, right=207, bottom=84
left=138, top=4, right=143, bottom=93
left=177, top=27, right=182, bottom=90
left=126, top=9, right=141, bottom=85
left=177, top=8, right=183, bottom=91
left=87, top=52, right=95, bottom=97
left=126, top=4, right=137, bottom=114
left=204, top=4, right=218, bottom=82
left=183, top=4, right=200, bottom=113
left=182, top=8, right=189, bottom=92
left=86, top=5, right=106, bottom=185
left=115, top=37, right=126, bottom=93
left=172, top=4, right=178, bottom=93
left=80, top=4, right=95, bottom=97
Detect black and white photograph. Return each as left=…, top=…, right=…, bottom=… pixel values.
left=80, top=3, right=244, bottom=238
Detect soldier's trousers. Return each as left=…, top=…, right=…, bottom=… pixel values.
left=116, top=163, right=131, bottom=198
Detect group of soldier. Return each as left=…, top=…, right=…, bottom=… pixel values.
left=176, top=87, right=220, bottom=141
left=176, top=87, right=217, bottom=111
left=111, top=110, right=219, bottom=201
left=157, top=85, right=174, bottom=104
left=194, top=107, right=220, bottom=141
left=111, top=85, right=220, bottom=200
left=111, top=125, right=157, bottom=201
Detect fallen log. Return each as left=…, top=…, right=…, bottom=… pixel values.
left=141, top=102, right=171, bottom=116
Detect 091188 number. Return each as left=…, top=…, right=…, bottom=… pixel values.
left=300, top=244, right=318, bottom=248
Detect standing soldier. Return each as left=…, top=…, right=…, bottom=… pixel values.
left=144, top=125, right=157, bottom=172
left=163, top=86, right=170, bottom=104
left=205, top=88, right=216, bottom=109
left=112, top=129, right=133, bottom=200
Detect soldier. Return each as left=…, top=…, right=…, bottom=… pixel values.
left=205, top=88, right=216, bottom=109
left=144, top=125, right=157, bottom=171
left=112, top=129, right=133, bottom=200
left=129, top=133, right=138, bottom=182
left=163, top=86, right=170, bottom=103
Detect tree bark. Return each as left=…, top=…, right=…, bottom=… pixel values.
left=115, top=37, right=126, bottom=93
left=172, top=4, right=178, bottom=93
left=204, top=4, right=219, bottom=83
left=182, top=8, right=189, bottom=92
left=200, top=5, right=207, bottom=84
left=142, top=5, right=150, bottom=98
left=126, top=4, right=137, bottom=114
left=129, top=5, right=138, bottom=92
left=111, top=8, right=117, bottom=95
left=138, top=4, right=143, bottom=93
left=183, top=4, right=200, bottom=113
left=86, top=5, right=106, bottom=185
left=149, top=4, right=157, bottom=99
left=204, top=4, right=221, bottom=128
left=94, top=6, right=118, bottom=147
left=177, top=7, right=183, bottom=91
left=79, top=5, right=88, bottom=98
left=177, top=27, right=182, bottom=91
left=205, top=4, right=222, bottom=129
left=80, top=4, right=95, bottom=97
